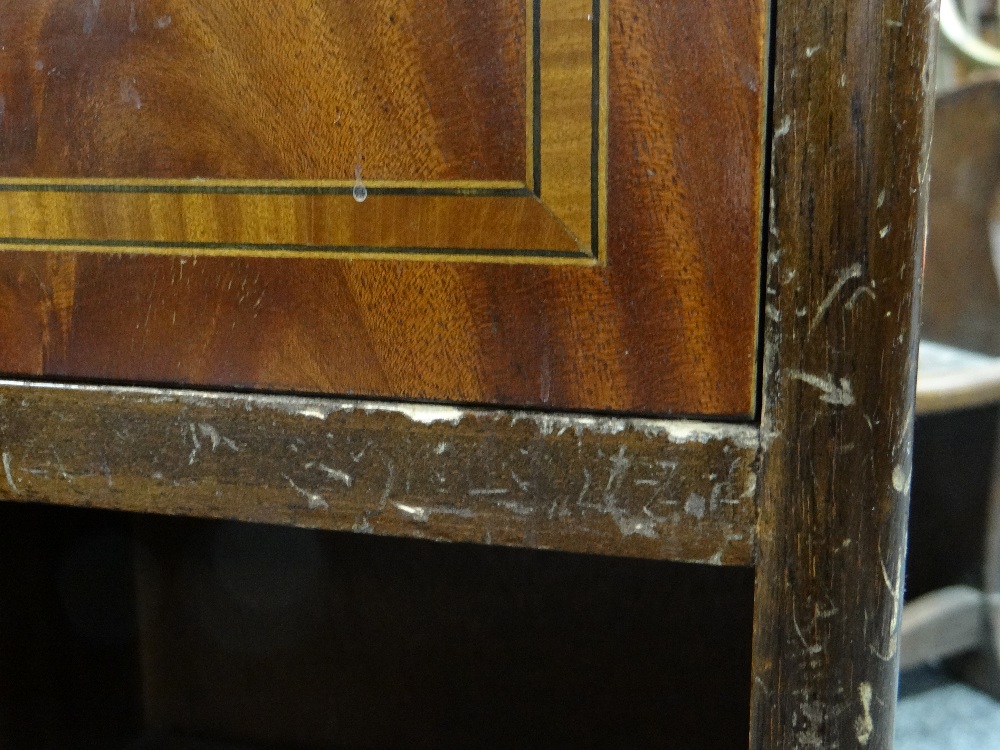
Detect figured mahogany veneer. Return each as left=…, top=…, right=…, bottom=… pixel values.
left=0, top=0, right=768, bottom=416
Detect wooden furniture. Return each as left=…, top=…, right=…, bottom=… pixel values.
left=0, top=1, right=938, bottom=747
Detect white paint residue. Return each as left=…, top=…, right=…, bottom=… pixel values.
left=880, top=224, right=891, bottom=238
left=855, top=683, right=874, bottom=745
left=469, top=488, right=509, bottom=496
left=2, top=452, right=18, bottom=494
left=797, top=701, right=826, bottom=748
left=394, top=503, right=430, bottom=522
left=805, top=45, right=822, bottom=57
left=245, top=392, right=755, bottom=446
left=295, top=399, right=464, bottom=424
left=684, top=493, right=707, bottom=520
left=372, top=403, right=464, bottom=425
left=353, top=517, right=374, bottom=534
left=298, top=408, right=330, bottom=420
left=527, top=412, right=757, bottom=447
left=775, top=115, right=791, bottom=138
left=787, top=370, right=855, bottom=406
left=155, top=15, right=172, bottom=28
left=649, top=420, right=758, bottom=448
left=616, top=516, right=658, bottom=539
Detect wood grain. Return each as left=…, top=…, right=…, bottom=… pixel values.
left=0, top=0, right=768, bottom=417
left=751, top=0, right=937, bottom=747
left=1, top=0, right=526, bottom=182
left=0, top=380, right=759, bottom=565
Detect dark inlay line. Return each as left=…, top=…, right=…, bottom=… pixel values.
left=0, top=237, right=592, bottom=260
left=590, top=0, right=601, bottom=261
left=533, top=0, right=543, bottom=197
left=0, top=183, right=532, bottom=198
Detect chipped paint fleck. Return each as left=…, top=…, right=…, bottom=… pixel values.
left=617, top=516, right=658, bottom=538
left=855, top=683, right=874, bottom=745
left=796, top=700, right=826, bottom=748
left=394, top=503, right=430, bottom=522
left=1, top=381, right=759, bottom=450
left=684, top=493, right=707, bottom=520
left=775, top=115, right=792, bottom=138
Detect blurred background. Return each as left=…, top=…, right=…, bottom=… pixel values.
left=898, top=1, right=1000, bottom=746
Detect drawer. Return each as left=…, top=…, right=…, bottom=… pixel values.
left=0, top=0, right=768, bottom=418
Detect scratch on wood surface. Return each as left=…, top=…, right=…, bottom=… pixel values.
left=2, top=452, right=18, bottom=494
left=307, top=462, right=353, bottom=487
left=809, top=262, right=864, bottom=334
left=0, top=379, right=760, bottom=565
left=787, top=370, right=855, bottom=406
left=855, top=683, right=874, bottom=745
left=197, top=423, right=239, bottom=452
left=285, top=475, right=328, bottom=510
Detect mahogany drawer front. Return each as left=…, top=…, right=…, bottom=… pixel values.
left=0, top=0, right=768, bottom=418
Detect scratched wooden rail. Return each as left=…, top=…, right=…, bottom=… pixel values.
left=0, top=381, right=758, bottom=565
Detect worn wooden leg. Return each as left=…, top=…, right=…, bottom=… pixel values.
left=751, top=0, right=938, bottom=747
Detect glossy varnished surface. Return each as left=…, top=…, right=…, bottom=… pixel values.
left=1, top=0, right=526, bottom=181
left=0, top=0, right=767, bottom=417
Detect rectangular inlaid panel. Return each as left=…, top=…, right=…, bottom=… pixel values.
left=0, top=0, right=769, bottom=417
left=1, top=0, right=603, bottom=261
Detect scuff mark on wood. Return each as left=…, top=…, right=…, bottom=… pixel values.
left=0, top=380, right=760, bottom=565
left=2, top=452, right=19, bottom=494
